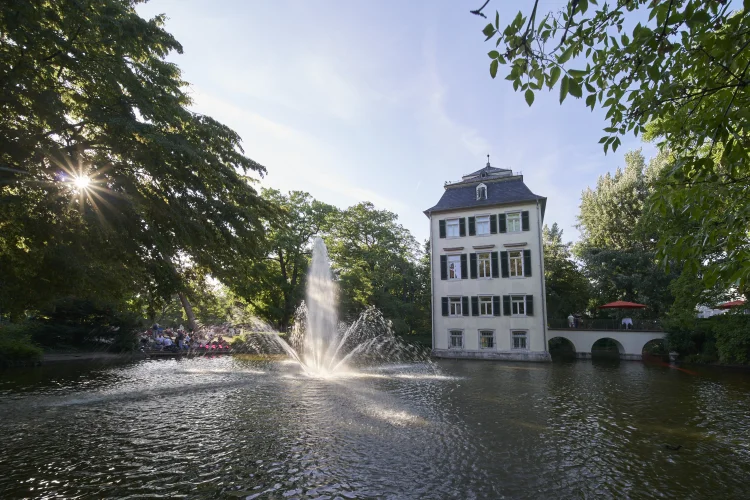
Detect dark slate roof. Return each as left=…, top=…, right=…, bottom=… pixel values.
left=424, top=179, right=546, bottom=218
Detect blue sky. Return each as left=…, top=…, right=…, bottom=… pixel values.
left=137, top=0, right=656, bottom=244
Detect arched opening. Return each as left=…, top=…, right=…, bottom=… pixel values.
left=591, top=337, right=624, bottom=361
left=548, top=336, right=576, bottom=361
left=642, top=338, right=668, bottom=362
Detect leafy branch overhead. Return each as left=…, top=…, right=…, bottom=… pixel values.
left=474, top=0, right=750, bottom=298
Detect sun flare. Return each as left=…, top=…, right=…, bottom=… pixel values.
left=73, top=175, right=91, bottom=189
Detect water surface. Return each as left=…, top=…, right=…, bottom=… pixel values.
left=1, top=357, right=749, bottom=499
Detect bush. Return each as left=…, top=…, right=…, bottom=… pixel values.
left=0, top=323, right=44, bottom=363
left=664, top=312, right=750, bottom=365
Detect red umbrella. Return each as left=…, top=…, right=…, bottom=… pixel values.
left=597, top=300, right=647, bottom=309
left=717, top=299, right=746, bottom=309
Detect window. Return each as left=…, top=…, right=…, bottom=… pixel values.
left=479, top=296, right=493, bottom=316
left=476, top=183, right=487, bottom=200
left=446, top=218, right=460, bottom=238
left=477, top=252, right=492, bottom=278
left=507, top=212, right=522, bottom=232
left=447, top=255, right=461, bottom=280
left=475, top=215, right=490, bottom=235
left=511, top=295, right=526, bottom=316
left=450, top=330, right=463, bottom=348
left=509, top=250, right=523, bottom=277
left=449, top=297, right=462, bottom=317
left=480, top=330, right=495, bottom=349
left=511, top=330, right=528, bottom=350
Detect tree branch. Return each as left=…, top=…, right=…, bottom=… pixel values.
left=470, top=0, right=490, bottom=19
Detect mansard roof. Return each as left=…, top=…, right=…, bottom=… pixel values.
left=424, top=165, right=546, bottom=218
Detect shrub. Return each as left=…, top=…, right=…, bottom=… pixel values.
left=0, top=323, right=43, bottom=363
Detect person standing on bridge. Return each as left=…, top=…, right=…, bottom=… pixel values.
left=568, top=313, right=575, bottom=328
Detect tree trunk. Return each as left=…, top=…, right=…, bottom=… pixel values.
left=178, top=292, right=198, bottom=331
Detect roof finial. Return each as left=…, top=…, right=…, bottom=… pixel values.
left=486, top=154, right=491, bottom=168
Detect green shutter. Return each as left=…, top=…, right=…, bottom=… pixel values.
left=440, top=255, right=447, bottom=280
left=471, top=296, right=479, bottom=316
left=459, top=217, right=466, bottom=237
left=498, top=213, right=507, bottom=233
left=460, top=254, right=468, bottom=280
left=461, top=296, right=469, bottom=316
left=503, top=295, right=511, bottom=316
left=523, top=249, right=532, bottom=277
left=470, top=253, right=478, bottom=279
left=526, top=295, right=534, bottom=316
left=441, top=297, right=449, bottom=316
left=522, top=211, right=530, bottom=231
left=468, top=216, right=476, bottom=236
left=489, top=214, right=497, bottom=234
left=500, top=251, right=509, bottom=278
left=492, top=296, right=501, bottom=316
left=491, top=251, right=499, bottom=278
left=439, top=220, right=446, bottom=238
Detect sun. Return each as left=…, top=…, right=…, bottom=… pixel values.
left=73, top=175, right=91, bottom=189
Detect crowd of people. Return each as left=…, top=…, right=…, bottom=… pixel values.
left=141, top=324, right=231, bottom=352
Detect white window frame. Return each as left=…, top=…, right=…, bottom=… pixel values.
left=511, top=295, right=526, bottom=317
left=506, top=211, right=522, bottom=233
left=508, top=250, right=524, bottom=278
left=447, top=254, right=462, bottom=280
left=449, top=329, right=464, bottom=349
left=475, top=214, right=490, bottom=236
left=511, top=330, right=529, bottom=350
left=477, top=252, right=492, bottom=279
left=478, top=296, right=493, bottom=317
left=476, top=183, right=487, bottom=200
left=480, top=330, right=495, bottom=349
left=448, top=297, right=463, bottom=317
left=446, top=218, right=460, bottom=238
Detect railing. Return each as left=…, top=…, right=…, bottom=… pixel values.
left=548, top=318, right=663, bottom=332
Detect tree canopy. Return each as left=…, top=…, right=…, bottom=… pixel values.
left=0, top=0, right=274, bottom=318
left=542, top=223, right=589, bottom=319
left=475, top=0, right=750, bottom=299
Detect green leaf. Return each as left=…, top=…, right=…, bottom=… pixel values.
left=586, top=94, right=596, bottom=109
left=490, top=59, right=499, bottom=79
left=549, top=66, right=561, bottom=88
left=568, top=69, right=587, bottom=78
left=525, top=89, right=535, bottom=106
left=483, top=23, right=496, bottom=39
left=569, top=79, right=582, bottom=98
left=488, top=50, right=500, bottom=59
left=558, top=45, right=575, bottom=64
left=559, top=75, right=569, bottom=104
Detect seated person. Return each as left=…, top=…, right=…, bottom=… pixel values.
left=622, top=317, right=633, bottom=329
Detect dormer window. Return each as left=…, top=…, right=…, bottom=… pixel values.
left=476, top=183, right=487, bottom=200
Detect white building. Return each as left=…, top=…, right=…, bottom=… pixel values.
left=424, top=161, right=550, bottom=362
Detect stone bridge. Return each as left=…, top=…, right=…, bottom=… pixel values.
left=548, top=329, right=666, bottom=361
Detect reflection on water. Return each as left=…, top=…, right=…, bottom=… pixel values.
left=1, top=358, right=749, bottom=498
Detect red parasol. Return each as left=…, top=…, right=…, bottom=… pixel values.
left=597, top=300, right=647, bottom=309
left=717, top=299, right=746, bottom=309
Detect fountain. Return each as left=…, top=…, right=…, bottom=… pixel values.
left=234, top=237, right=428, bottom=376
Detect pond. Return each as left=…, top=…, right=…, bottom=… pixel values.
left=1, top=357, right=749, bottom=499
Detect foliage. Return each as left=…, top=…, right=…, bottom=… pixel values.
left=665, top=312, right=750, bottom=365
left=0, top=0, right=274, bottom=321
left=0, top=323, right=44, bottom=363
left=542, top=223, right=589, bottom=319
left=575, top=150, right=679, bottom=317
left=324, top=203, right=430, bottom=335
left=236, top=189, right=336, bottom=331
left=476, top=0, right=750, bottom=298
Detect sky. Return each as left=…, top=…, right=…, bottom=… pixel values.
left=137, top=0, right=656, bottom=244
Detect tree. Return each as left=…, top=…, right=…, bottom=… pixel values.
left=543, top=223, right=589, bottom=320
left=574, top=150, right=679, bottom=317
left=237, top=189, right=335, bottom=331
left=324, top=202, right=428, bottom=335
left=474, top=0, right=750, bottom=298
left=0, top=0, right=275, bottom=319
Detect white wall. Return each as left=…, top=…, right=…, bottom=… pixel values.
left=430, top=200, right=547, bottom=354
